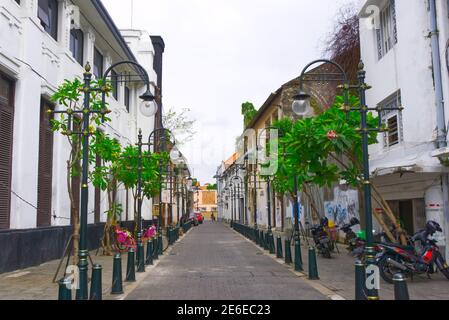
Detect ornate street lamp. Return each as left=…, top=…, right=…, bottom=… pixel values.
left=292, top=59, right=402, bottom=300
left=147, top=128, right=177, bottom=255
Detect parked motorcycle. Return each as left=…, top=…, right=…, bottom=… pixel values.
left=340, top=217, right=366, bottom=259
left=376, top=221, right=449, bottom=284
left=310, top=218, right=333, bottom=258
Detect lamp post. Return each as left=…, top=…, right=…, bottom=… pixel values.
left=292, top=59, right=402, bottom=300
left=232, top=175, right=244, bottom=225
left=102, top=60, right=159, bottom=274
left=147, top=128, right=178, bottom=254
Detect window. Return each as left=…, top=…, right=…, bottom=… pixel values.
left=38, top=0, right=58, bottom=40
left=37, top=99, right=54, bottom=227
left=111, top=70, right=118, bottom=100
left=93, top=48, right=103, bottom=79
left=380, top=91, right=403, bottom=149
left=0, top=73, right=14, bottom=230
left=376, top=0, right=397, bottom=60
left=124, top=86, right=130, bottom=112
left=70, top=29, right=84, bottom=65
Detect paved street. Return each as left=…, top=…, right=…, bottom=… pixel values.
left=126, top=222, right=328, bottom=300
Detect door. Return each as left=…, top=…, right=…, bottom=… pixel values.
left=0, top=73, right=14, bottom=229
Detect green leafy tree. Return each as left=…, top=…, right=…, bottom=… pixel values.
left=241, top=102, right=258, bottom=129
left=50, top=78, right=111, bottom=264
left=267, top=94, right=379, bottom=220
left=89, top=131, right=122, bottom=255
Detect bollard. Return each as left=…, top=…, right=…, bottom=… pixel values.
left=269, top=234, right=275, bottom=254
left=285, top=239, right=292, bottom=264
left=254, top=228, right=259, bottom=244
left=393, top=273, right=410, bottom=300
left=137, top=242, right=145, bottom=273
left=58, top=277, right=72, bottom=300
left=146, top=239, right=154, bottom=265
left=89, top=264, right=102, bottom=300
left=158, top=235, right=163, bottom=255
left=308, top=247, right=320, bottom=280
left=153, top=237, right=159, bottom=260
left=294, top=238, right=303, bottom=271
left=264, top=232, right=270, bottom=251
left=276, top=236, right=283, bottom=259
left=111, top=253, right=123, bottom=294
left=260, top=230, right=265, bottom=249
left=355, top=260, right=367, bottom=300
left=126, top=248, right=136, bottom=282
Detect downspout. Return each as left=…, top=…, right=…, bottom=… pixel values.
left=429, top=0, right=449, bottom=259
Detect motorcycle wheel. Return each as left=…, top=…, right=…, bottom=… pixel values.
left=434, top=252, right=449, bottom=280
left=378, top=254, right=403, bottom=284
left=321, top=246, right=331, bottom=259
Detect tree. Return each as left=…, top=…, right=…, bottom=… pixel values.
left=50, top=78, right=112, bottom=264
left=241, top=102, right=258, bottom=129
left=89, top=131, right=122, bottom=255
left=322, top=2, right=360, bottom=83
left=162, top=107, right=196, bottom=146
left=206, top=184, right=217, bottom=190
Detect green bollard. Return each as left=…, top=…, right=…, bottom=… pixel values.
left=58, top=277, right=72, bottom=300
left=158, top=235, right=163, bottom=255
left=284, top=239, right=292, bottom=264
left=308, top=247, right=320, bottom=280
left=111, top=253, right=124, bottom=294
left=294, top=238, right=303, bottom=271
left=153, top=237, right=159, bottom=260
left=146, top=239, right=154, bottom=265
left=276, top=236, right=283, bottom=259
left=89, top=264, right=102, bottom=300
left=393, top=273, right=410, bottom=300
left=137, top=242, right=145, bottom=273
left=126, top=248, right=136, bottom=282
left=355, top=260, right=367, bottom=300
left=260, top=230, right=265, bottom=249
left=269, top=234, right=275, bottom=254
left=254, top=228, right=259, bottom=244
left=264, top=232, right=269, bottom=251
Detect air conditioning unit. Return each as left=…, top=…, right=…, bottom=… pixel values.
left=68, top=5, right=80, bottom=29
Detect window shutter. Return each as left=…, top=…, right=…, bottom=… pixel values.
left=0, top=75, right=14, bottom=230
left=37, top=99, right=54, bottom=227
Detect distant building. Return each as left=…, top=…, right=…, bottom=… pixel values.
left=193, top=184, right=218, bottom=220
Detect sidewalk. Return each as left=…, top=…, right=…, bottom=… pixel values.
left=244, top=228, right=449, bottom=300
left=0, top=236, right=171, bottom=300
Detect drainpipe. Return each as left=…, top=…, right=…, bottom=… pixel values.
left=429, top=0, right=449, bottom=259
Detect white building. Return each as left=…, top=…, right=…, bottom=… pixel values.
left=0, top=0, right=164, bottom=272
left=359, top=0, right=449, bottom=258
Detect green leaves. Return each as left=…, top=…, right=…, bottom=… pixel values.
left=242, top=102, right=258, bottom=128
left=269, top=94, right=379, bottom=194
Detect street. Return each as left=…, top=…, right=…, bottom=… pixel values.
left=125, top=222, right=328, bottom=300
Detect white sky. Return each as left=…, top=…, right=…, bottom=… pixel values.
left=102, top=0, right=353, bottom=184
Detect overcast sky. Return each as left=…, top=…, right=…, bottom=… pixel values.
left=102, top=0, right=354, bottom=184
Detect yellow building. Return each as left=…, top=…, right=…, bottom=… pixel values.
left=193, top=185, right=218, bottom=220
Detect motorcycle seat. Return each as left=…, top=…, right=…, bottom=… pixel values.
left=378, top=242, right=414, bottom=251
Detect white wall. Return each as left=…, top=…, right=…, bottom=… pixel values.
left=0, top=0, right=157, bottom=229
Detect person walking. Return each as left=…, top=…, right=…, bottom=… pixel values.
left=211, top=213, right=216, bottom=223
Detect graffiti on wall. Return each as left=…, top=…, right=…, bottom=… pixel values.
left=324, top=187, right=359, bottom=226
